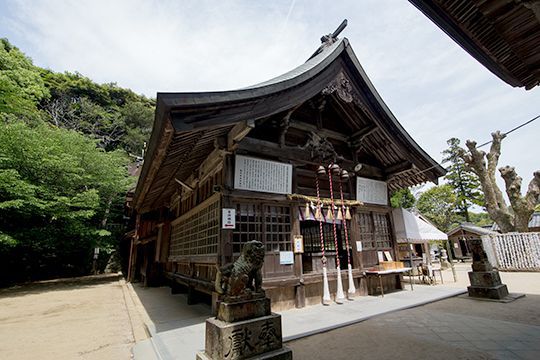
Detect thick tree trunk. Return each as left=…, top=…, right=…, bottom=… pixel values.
left=459, top=131, right=539, bottom=233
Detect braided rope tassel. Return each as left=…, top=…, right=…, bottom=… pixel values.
left=328, top=165, right=345, bottom=304
left=316, top=176, right=331, bottom=305
left=339, top=179, right=356, bottom=298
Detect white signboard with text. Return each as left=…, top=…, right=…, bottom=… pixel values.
left=234, top=155, right=292, bottom=195
left=279, top=251, right=294, bottom=265
left=356, top=176, right=388, bottom=205
left=222, top=208, right=236, bottom=229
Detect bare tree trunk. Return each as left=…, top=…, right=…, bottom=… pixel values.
left=459, top=131, right=540, bottom=233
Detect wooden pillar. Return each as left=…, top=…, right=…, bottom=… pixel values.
left=221, top=154, right=234, bottom=266
left=349, top=209, right=363, bottom=269
left=291, top=206, right=305, bottom=308
left=187, top=286, right=197, bottom=305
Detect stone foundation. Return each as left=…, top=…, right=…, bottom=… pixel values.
left=198, top=313, right=292, bottom=360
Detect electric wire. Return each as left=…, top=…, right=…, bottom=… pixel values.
left=411, top=113, right=540, bottom=177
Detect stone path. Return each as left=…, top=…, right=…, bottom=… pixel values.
left=288, top=294, right=540, bottom=360
left=132, top=285, right=466, bottom=359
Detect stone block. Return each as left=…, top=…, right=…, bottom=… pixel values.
left=472, top=262, right=493, bottom=272
left=203, top=313, right=284, bottom=360
left=468, top=271, right=502, bottom=287
left=197, top=347, right=293, bottom=360
left=217, top=298, right=271, bottom=323
left=468, top=284, right=509, bottom=300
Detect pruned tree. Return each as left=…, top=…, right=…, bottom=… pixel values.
left=458, top=131, right=540, bottom=233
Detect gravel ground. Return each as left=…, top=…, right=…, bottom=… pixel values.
left=0, top=275, right=143, bottom=360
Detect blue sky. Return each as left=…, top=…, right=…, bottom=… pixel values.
left=1, top=0, right=539, bottom=194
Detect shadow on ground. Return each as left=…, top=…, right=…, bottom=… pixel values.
left=0, top=273, right=122, bottom=300
left=131, top=284, right=211, bottom=333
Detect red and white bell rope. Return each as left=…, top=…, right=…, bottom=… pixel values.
left=338, top=175, right=356, bottom=298
left=328, top=164, right=345, bottom=304
left=315, top=174, right=332, bottom=305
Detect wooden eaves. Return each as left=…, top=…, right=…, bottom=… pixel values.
left=409, top=0, right=540, bottom=90
left=133, top=38, right=446, bottom=213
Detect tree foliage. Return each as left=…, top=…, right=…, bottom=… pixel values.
left=0, top=38, right=152, bottom=285
left=0, top=122, right=133, bottom=284
left=417, top=184, right=458, bottom=232
left=442, top=138, right=484, bottom=221
left=0, top=38, right=48, bottom=121
left=390, top=188, right=416, bottom=209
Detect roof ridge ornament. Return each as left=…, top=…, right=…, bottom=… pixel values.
left=321, top=19, right=348, bottom=44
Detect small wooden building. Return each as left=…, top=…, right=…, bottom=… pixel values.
left=447, top=223, right=498, bottom=260
left=128, top=35, right=445, bottom=309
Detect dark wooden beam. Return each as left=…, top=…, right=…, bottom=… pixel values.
left=237, top=136, right=355, bottom=168
left=354, top=163, right=384, bottom=179
left=350, top=125, right=378, bottom=147
left=288, top=119, right=349, bottom=142
left=385, top=161, right=414, bottom=177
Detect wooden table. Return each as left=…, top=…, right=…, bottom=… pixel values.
left=364, top=268, right=412, bottom=297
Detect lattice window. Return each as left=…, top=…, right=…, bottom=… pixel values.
left=358, top=212, right=375, bottom=250
left=374, top=213, right=392, bottom=249
left=264, top=205, right=291, bottom=252
left=232, top=203, right=292, bottom=254
left=169, top=195, right=220, bottom=259
left=232, top=203, right=263, bottom=253
left=301, top=221, right=346, bottom=253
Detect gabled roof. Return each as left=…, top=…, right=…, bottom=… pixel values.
left=409, top=0, right=540, bottom=90
left=134, top=37, right=446, bottom=212
left=392, top=208, right=448, bottom=243
left=448, top=223, right=499, bottom=237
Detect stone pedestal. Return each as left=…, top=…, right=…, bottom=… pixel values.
left=217, top=297, right=271, bottom=323
left=467, top=239, right=509, bottom=300
left=196, top=298, right=292, bottom=360
left=467, top=271, right=509, bottom=299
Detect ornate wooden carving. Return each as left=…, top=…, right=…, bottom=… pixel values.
left=322, top=71, right=354, bottom=103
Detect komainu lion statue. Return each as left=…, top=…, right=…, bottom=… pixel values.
left=215, top=240, right=265, bottom=301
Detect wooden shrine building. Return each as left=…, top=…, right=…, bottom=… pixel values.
left=447, top=223, right=498, bottom=261
left=128, top=31, right=446, bottom=310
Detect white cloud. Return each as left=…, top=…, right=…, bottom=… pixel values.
left=1, top=0, right=539, bottom=193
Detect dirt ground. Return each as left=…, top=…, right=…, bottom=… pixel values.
left=0, top=275, right=146, bottom=360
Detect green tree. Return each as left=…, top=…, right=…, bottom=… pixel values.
left=0, top=122, right=132, bottom=284
left=0, top=38, right=48, bottom=121
left=40, top=70, right=154, bottom=153
left=468, top=212, right=492, bottom=227
left=390, top=188, right=416, bottom=209
left=417, top=184, right=458, bottom=232
left=442, top=138, right=484, bottom=222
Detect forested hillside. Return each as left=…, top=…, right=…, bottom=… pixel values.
left=0, top=38, right=154, bottom=285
